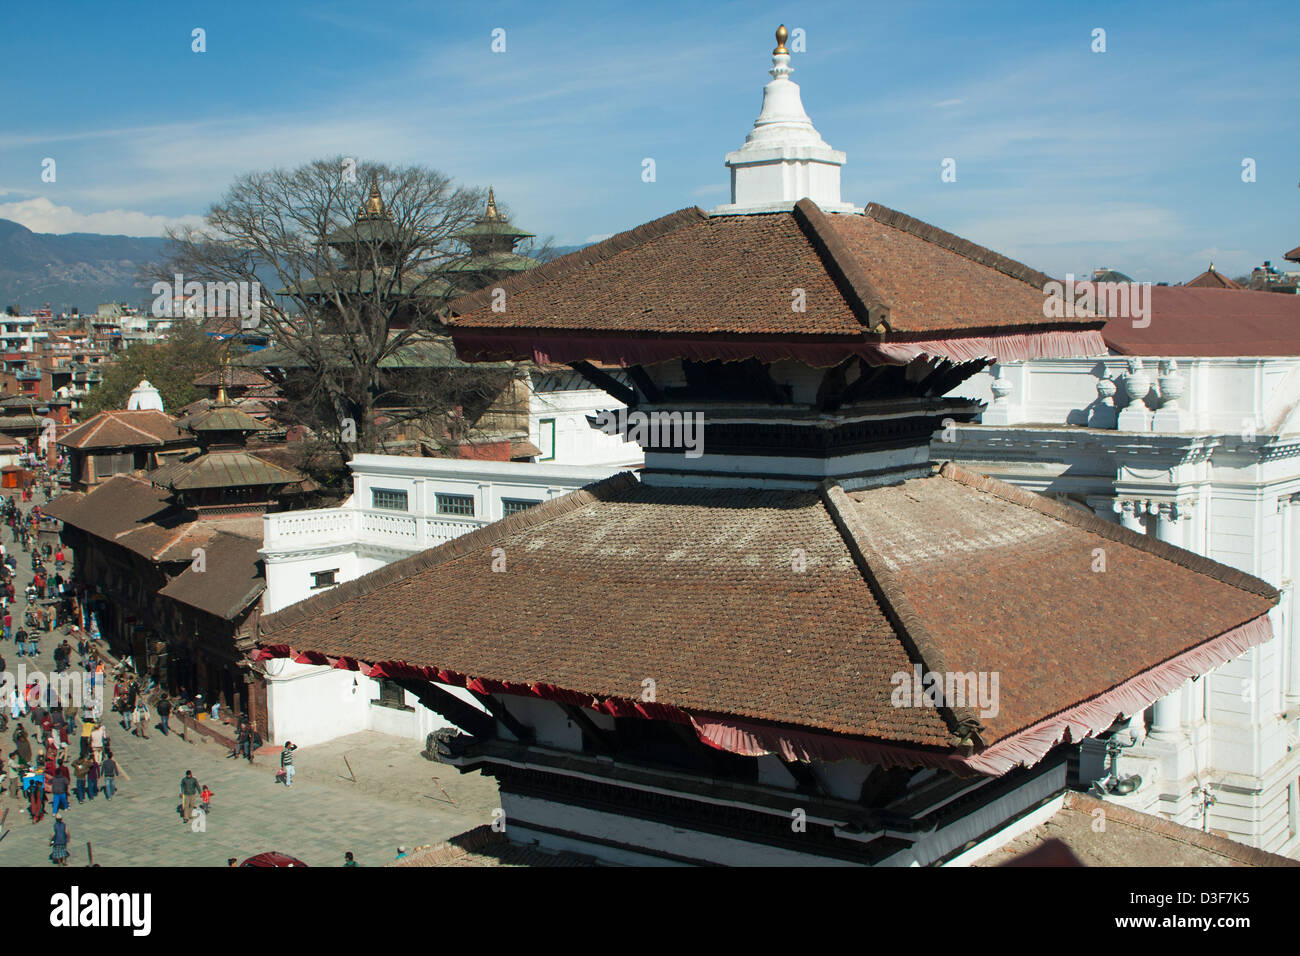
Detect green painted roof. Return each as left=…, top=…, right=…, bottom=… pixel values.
left=325, top=219, right=414, bottom=247
left=453, top=220, right=535, bottom=241
left=280, top=269, right=452, bottom=298
left=233, top=333, right=514, bottom=371
left=441, top=253, right=541, bottom=274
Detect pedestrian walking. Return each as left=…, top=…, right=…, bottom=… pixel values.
left=90, top=724, right=104, bottom=764
left=100, top=750, right=117, bottom=801
left=25, top=766, right=45, bottom=822
left=179, top=770, right=200, bottom=825
left=132, top=700, right=149, bottom=739
left=49, top=760, right=68, bottom=814
left=49, top=813, right=68, bottom=866
left=157, top=695, right=172, bottom=736
left=72, top=756, right=88, bottom=804
left=5, top=751, right=19, bottom=800
left=86, top=757, right=99, bottom=799
left=280, top=741, right=297, bottom=787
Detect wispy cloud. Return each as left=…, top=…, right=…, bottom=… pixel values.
left=0, top=197, right=201, bottom=237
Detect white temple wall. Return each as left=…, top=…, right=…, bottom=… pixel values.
left=944, top=351, right=1300, bottom=855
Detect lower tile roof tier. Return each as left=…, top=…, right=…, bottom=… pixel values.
left=255, top=466, right=1277, bottom=776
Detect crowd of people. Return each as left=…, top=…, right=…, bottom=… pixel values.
left=0, top=486, right=135, bottom=864
left=0, top=475, right=313, bottom=865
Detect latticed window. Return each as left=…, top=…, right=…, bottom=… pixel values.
left=371, top=488, right=408, bottom=511
left=377, top=679, right=409, bottom=709
left=502, top=498, right=541, bottom=517
left=436, top=493, right=475, bottom=517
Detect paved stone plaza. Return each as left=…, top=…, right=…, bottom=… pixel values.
left=0, top=494, right=502, bottom=867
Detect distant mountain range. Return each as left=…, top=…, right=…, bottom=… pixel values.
left=0, top=218, right=594, bottom=315
left=0, top=219, right=169, bottom=313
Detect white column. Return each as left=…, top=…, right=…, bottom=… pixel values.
left=1114, top=499, right=1146, bottom=534
left=1154, top=502, right=1187, bottom=549
left=1285, top=497, right=1300, bottom=705
left=1150, top=686, right=1185, bottom=739
left=1150, top=501, right=1191, bottom=739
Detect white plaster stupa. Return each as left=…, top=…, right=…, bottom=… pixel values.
left=713, top=25, right=861, bottom=215
left=127, top=379, right=164, bottom=412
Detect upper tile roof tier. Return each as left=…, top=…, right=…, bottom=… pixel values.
left=149, top=450, right=305, bottom=492
left=188, top=405, right=270, bottom=434
left=58, top=410, right=188, bottom=450
left=1286, top=245, right=1300, bottom=263
left=1185, top=266, right=1242, bottom=290
left=1104, top=286, right=1300, bottom=356
left=445, top=200, right=1105, bottom=369
left=257, top=465, right=1275, bottom=776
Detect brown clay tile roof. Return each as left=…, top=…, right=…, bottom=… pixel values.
left=44, top=475, right=170, bottom=541
left=1185, top=266, right=1242, bottom=290
left=846, top=464, right=1275, bottom=741
left=259, top=467, right=1275, bottom=754
left=826, top=207, right=1062, bottom=335
left=263, top=472, right=947, bottom=745
left=1105, top=285, right=1300, bottom=356
left=46, top=474, right=267, bottom=566
left=159, top=531, right=265, bottom=619
left=452, top=206, right=862, bottom=336
left=974, top=792, right=1300, bottom=867
left=1286, top=245, right=1300, bottom=263
left=447, top=200, right=1086, bottom=340
left=59, top=410, right=188, bottom=450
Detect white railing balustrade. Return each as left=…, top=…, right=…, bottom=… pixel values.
left=265, top=507, right=488, bottom=553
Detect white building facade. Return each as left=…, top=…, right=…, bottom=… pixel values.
left=944, top=354, right=1300, bottom=856
left=1, top=315, right=48, bottom=352
left=528, top=368, right=644, bottom=468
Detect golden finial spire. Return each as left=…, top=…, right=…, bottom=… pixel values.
left=485, top=186, right=500, bottom=221
left=358, top=172, right=387, bottom=220
left=1209, top=261, right=1216, bottom=272
left=773, top=24, right=789, bottom=55
left=216, top=354, right=230, bottom=406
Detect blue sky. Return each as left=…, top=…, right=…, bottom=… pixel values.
left=0, top=0, right=1296, bottom=281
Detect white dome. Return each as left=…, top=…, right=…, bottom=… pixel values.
left=127, top=379, right=164, bottom=412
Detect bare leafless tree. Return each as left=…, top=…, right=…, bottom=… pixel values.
left=151, top=158, right=501, bottom=456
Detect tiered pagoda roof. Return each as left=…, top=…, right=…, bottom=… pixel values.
left=254, top=28, right=1279, bottom=783
left=259, top=190, right=1280, bottom=775
left=1185, top=263, right=1241, bottom=290
left=443, top=187, right=539, bottom=281
left=59, top=409, right=188, bottom=450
